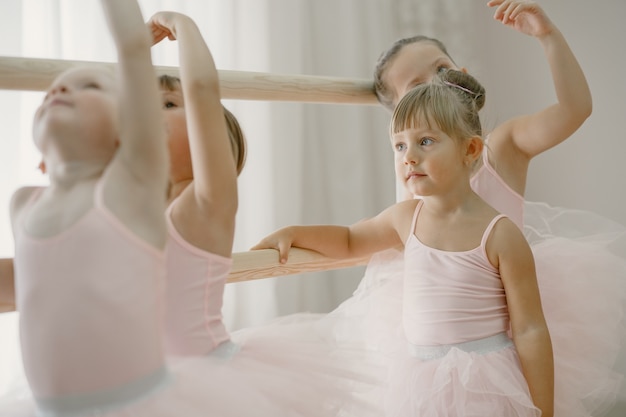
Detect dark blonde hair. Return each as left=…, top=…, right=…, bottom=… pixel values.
left=374, top=36, right=456, bottom=111
left=390, top=69, right=485, bottom=144
left=159, top=74, right=247, bottom=176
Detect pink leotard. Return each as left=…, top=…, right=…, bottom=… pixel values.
left=14, top=182, right=168, bottom=416
left=403, top=200, right=510, bottom=346
left=470, top=148, right=524, bottom=230
left=162, top=200, right=232, bottom=356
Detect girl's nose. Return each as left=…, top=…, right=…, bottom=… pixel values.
left=404, top=150, right=417, bottom=165
left=47, top=85, right=68, bottom=98
left=53, top=85, right=68, bottom=94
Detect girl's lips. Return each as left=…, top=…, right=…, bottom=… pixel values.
left=407, top=171, right=425, bottom=180
left=49, top=99, right=71, bottom=107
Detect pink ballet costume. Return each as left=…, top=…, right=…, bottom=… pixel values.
left=385, top=201, right=539, bottom=416
left=0, top=181, right=375, bottom=417
left=289, top=146, right=626, bottom=416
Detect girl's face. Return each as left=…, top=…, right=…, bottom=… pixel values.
left=160, top=87, right=192, bottom=182
left=33, top=67, right=118, bottom=154
left=383, top=42, right=462, bottom=109
left=392, top=124, right=469, bottom=198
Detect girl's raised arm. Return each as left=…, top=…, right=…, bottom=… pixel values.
left=488, top=1, right=591, bottom=160
left=149, top=12, right=238, bottom=258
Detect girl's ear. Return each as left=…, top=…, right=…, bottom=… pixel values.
left=464, top=136, right=483, bottom=166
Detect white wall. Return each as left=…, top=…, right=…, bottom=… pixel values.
left=475, top=0, right=626, bottom=225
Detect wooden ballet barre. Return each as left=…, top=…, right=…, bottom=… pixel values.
left=228, top=248, right=370, bottom=283
left=0, top=56, right=378, bottom=105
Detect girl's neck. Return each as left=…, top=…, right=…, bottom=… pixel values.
left=420, top=184, right=479, bottom=218
left=46, top=160, right=106, bottom=189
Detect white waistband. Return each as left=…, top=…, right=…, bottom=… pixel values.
left=408, top=332, right=513, bottom=361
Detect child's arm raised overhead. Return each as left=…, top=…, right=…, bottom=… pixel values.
left=252, top=200, right=416, bottom=263
left=101, top=0, right=166, bottom=185
left=99, top=0, right=167, bottom=246
left=148, top=12, right=238, bottom=258
left=487, top=218, right=554, bottom=417
left=486, top=1, right=591, bottom=190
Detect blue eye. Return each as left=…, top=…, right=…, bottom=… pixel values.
left=163, top=101, right=177, bottom=109
left=420, top=137, right=434, bottom=146
left=394, top=143, right=406, bottom=151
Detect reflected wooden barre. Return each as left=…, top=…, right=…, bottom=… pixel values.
left=0, top=56, right=378, bottom=105
left=228, top=248, right=370, bottom=283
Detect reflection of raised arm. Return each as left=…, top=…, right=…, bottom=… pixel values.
left=488, top=0, right=591, bottom=160
left=0, top=258, right=15, bottom=313
left=148, top=12, right=238, bottom=258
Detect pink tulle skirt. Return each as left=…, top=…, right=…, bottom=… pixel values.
left=0, top=326, right=382, bottom=417
left=385, top=336, right=540, bottom=417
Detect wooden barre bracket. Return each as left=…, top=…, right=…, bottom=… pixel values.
left=0, top=56, right=379, bottom=105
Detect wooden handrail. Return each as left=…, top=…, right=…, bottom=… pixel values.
left=0, top=56, right=378, bottom=105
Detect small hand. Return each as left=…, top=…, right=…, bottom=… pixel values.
left=487, top=0, right=553, bottom=38
left=250, top=227, right=295, bottom=264
left=147, top=11, right=183, bottom=45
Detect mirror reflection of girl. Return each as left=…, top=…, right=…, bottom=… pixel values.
left=1, top=0, right=250, bottom=415
left=150, top=11, right=381, bottom=417
left=1, top=6, right=381, bottom=417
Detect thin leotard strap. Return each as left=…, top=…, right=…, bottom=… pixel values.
left=407, top=200, right=424, bottom=243
left=480, top=214, right=508, bottom=249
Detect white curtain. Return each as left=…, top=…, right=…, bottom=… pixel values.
left=0, top=0, right=473, bottom=395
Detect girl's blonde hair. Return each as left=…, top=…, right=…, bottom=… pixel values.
left=390, top=69, right=485, bottom=144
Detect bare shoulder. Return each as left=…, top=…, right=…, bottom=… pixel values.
left=381, top=198, right=420, bottom=223
left=484, top=215, right=532, bottom=267
left=382, top=198, right=420, bottom=241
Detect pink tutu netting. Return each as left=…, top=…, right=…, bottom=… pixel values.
left=0, top=324, right=382, bottom=417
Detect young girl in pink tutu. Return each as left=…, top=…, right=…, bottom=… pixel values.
left=254, top=68, right=555, bottom=416
left=1, top=2, right=378, bottom=416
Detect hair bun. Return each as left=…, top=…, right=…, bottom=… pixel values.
left=438, top=69, right=486, bottom=111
